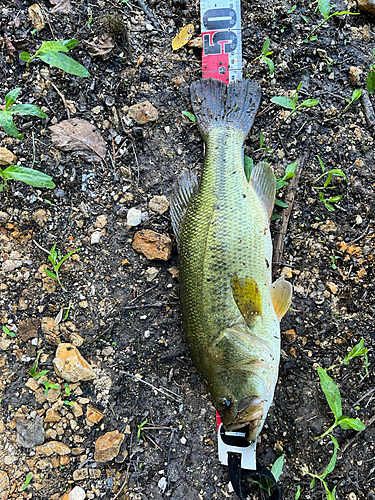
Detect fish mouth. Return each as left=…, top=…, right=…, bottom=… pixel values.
left=223, top=397, right=265, bottom=441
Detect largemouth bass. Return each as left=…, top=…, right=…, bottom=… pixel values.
left=171, top=79, right=292, bottom=442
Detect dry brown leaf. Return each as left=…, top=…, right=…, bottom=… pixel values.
left=28, top=4, right=45, bottom=32
left=4, top=35, right=16, bottom=58
left=66, top=100, right=77, bottom=114
left=172, top=23, right=194, bottom=50
left=50, top=0, right=72, bottom=13
left=84, top=34, right=115, bottom=60
left=49, top=119, right=107, bottom=163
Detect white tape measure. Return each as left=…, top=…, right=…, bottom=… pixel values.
left=200, top=0, right=243, bottom=83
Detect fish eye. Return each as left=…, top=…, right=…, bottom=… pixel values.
left=218, top=397, right=231, bottom=409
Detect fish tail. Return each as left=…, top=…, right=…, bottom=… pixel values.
left=190, top=78, right=261, bottom=139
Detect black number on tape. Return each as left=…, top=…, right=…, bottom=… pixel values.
left=203, top=30, right=237, bottom=55
left=202, top=8, right=237, bottom=30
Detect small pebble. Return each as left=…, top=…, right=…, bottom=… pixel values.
left=127, top=208, right=142, bottom=226
left=91, top=231, right=101, bottom=244
left=54, top=189, right=65, bottom=199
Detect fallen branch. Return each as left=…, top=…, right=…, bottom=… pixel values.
left=272, top=150, right=310, bottom=279
left=361, top=89, right=375, bottom=131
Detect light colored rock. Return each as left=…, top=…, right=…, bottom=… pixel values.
left=36, top=441, right=71, bottom=456
left=132, top=230, right=172, bottom=261
left=0, top=470, right=9, bottom=500
left=68, top=486, right=86, bottom=500
left=86, top=405, right=104, bottom=424
left=149, top=195, right=169, bottom=215
left=33, top=209, right=50, bottom=227
left=2, top=260, right=22, bottom=272
left=53, top=343, right=96, bottom=383
left=349, top=66, right=362, bottom=85
left=44, top=409, right=61, bottom=423
left=128, top=101, right=158, bottom=124
left=146, top=267, right=159, bottom=282
left=94, top=430, right=124, bottom=462
left=91, top=231, right=101, bottom=244
left=94, top=215, right=107, bottom=228
left=41, top=316, right=60, bottom=344
left=358, top=0, right=375, bottom=14
left=71, top=401, right=83, bottom=418
left=326, top=282, right=338, bottom=294
left=127, top=208, right=142, bottom=226
left=168, top=266, right=179, bottom=278
left=0, top=147, right=17, bottom=166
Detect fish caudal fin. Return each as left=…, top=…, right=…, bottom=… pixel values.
left=250, top=161, right=276, bottom=223
left=190, top=78, right=261, bottom=139
left=271, top=277, right=293, bottom=320
left=170, top=170, right=198, bottom=250
left=231, top=275, right=262, bottom=327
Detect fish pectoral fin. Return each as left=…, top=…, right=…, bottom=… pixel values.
left=170, top=170, right=198, bottom=251
left=231, top=275, right=262, bottom=327
left=250, top=162, right=276, bottom=223
left=271, top=277, right=293, bottom=320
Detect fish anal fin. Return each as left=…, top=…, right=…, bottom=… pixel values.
left=271, top=277, right=292, bottom=320
left=170, top=170, right=198, bottom=250
left=250, top=162, right=276, bottom=223
left=231, top=275, right=262, bottom=327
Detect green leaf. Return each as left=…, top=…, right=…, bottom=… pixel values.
left=352, top=88, right=362, bottom=101
left=22, top=473, right=32, bottom=491
left=271, top=96, right=296, bottom=109
left=271, top=455, right=285, bottom=481
left=276, top=179, right=287, bottom=190
left=259, top=131, right=264, bottom=148
left=300, top=98, right=320, bottom=107
left=329, top=168, right=347, bottom=181
left=343, top=338, right=368, bottom=364
left=181, top=110, right=196, bottom=122
left=54, top=248, right=81, bottom=272
left=320, top=435, right=339, bottom=479
left=324, top=171, right=333, bottom=188
left=296, top=81, right=303, bottom=92
left=3, top=165, right=55, bottom=188
left=310, top=477, right=316, bottom=489
left=317, top=367, right=342, bottom=421
left=0, top=110, right=23, bottom=138
left=3, top=325, right=15, bottom=337
left=325, top=485, right=337, bottom=500
left=33, top=369, right=49, bottom=379
left=19, top=51, right=31, bottom=63
left=263, top=56, right=275, bottom=74
left=43, top=268, right=57, bottom=280
left=11, top=104, right=48, bottom=118
left=295, top=485, right=301, bottom=499
left=328, top=195, right=343, bottom=203
left=337, top=416, right=366, bottom=431
left=271, top=213, right=282, bottom=220
left=244, top=155, right=254, bottom=182
left=38, top=39, right=79, bottom=54
left=262, top=39, right=270, bottom=55
left=38, top=52, right=90, bottom=77
left=274, top=199, right=288, bottom=208
left=5, top=88, right=21, bottom=108
left=318, top=0, right=331, bottom=19
left=285, top=161, right=298, bottom=176
left=317, top=155, right=325, bottom=173
left=367, top=69, right=375, bottom=95
left=49, top=244, right=58, bottom=265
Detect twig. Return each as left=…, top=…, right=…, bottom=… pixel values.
left=111, top=463, right=131, bottom=500
left=352, top=224, right=370, bottom=244
left=110, top=125, right=116, bottom=164
left=272, top=150, right=310, bottom=279
left=120, top=371, right=182, bottom=402
left=50, top=82, right=70, bottom=119
left=129, top=0, right=163, bottom=31
left=33, top=239, right=52, bottom=255
left=337, top=414, right=375, bottom=460
left=361, top=89, right=375, bottom=131
left=128, top=284, right=158, bottom=305
left=38, top=2, right=55, bottom=40
left=353, top=387, right=375, bottom=407
left=277, top=131, right=289, bottom=155
left=167, top=428, right=176, bottom=490
left=123, top=303, right=167, bottom=309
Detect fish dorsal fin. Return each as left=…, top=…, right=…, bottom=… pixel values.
left=271, top=277, right=293, bottom=320
left=231, top=275, right=262, bottom=327
left=170, top=170, right=198, bottom=250
left=250, top=162, right=276, bottom=223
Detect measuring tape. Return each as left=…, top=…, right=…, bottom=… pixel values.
left=200, top=0, right=243, bottom=83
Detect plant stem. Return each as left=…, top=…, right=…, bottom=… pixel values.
left=315, top=423, right=336, bottom=440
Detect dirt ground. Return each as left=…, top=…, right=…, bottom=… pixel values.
left=1, top=0, right=375, bottom=499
